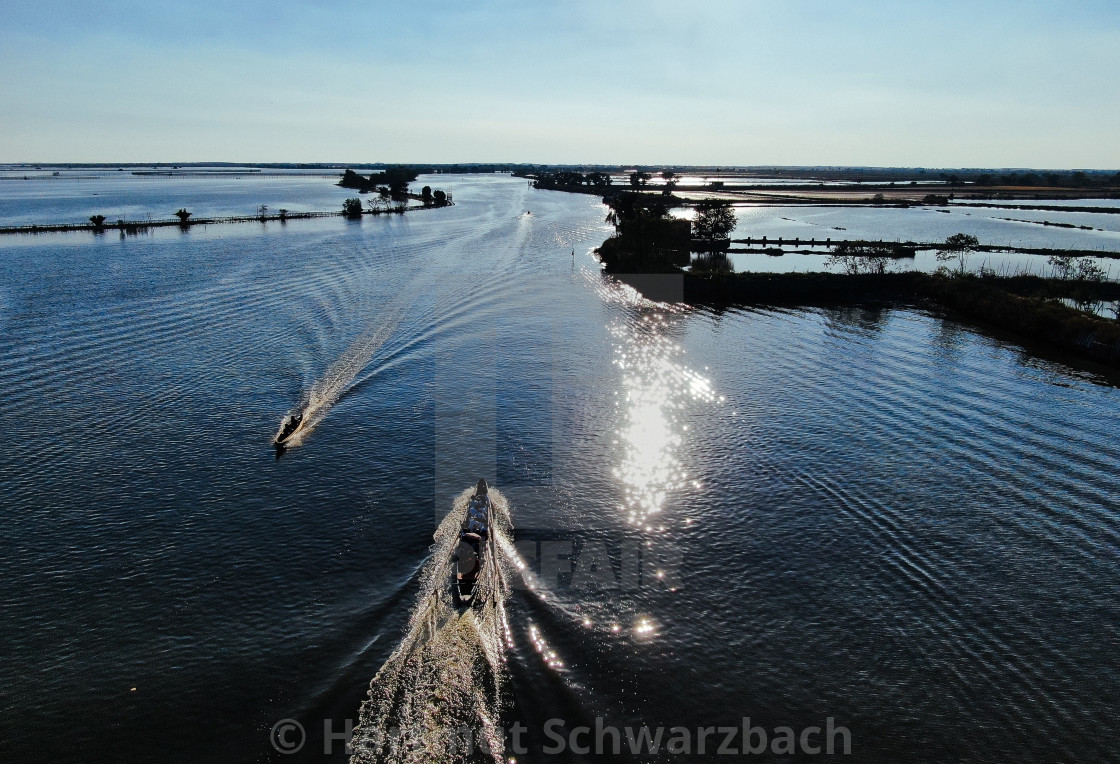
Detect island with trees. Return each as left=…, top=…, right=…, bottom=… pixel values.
left=337, top=167, right=453, bottom=212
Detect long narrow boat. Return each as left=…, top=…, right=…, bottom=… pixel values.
left=452, top=479, right=494, bottom=606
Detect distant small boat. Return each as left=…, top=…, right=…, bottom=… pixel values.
left=273, top=412, right=305, bottom=448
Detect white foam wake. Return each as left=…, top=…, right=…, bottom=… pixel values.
left=279, top=301, right=407, bottom=448
left=350, top=488, right=514, bottom=763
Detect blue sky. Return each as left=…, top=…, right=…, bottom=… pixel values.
left=1, top=0, right=1117, bottom=167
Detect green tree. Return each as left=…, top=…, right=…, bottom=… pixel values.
left=935, top=233, right=979, bottom=274
left=342, top=198, right=363, bottom=218
left=338, top=169, right=366, bottom=190
left=1073, top=257, right=1106, bottom=312
left=174, top=209, right=192, bottom=224
left=661, top=170, right=678, bottom=195
left=693, top=199, right=737, bottom=242
left=383, top=167, right=414, bottom=200
left=827, top=243, right=897, bottom=275
left=629, top=171, right=651, bottom=190
left=89, top=214, right=106, bottom=229
left=586, top=171, right=611, bottom=189
left=1076, top=257, right=1105, bottom=283
left=1048, top=253, right=1077, bottom=280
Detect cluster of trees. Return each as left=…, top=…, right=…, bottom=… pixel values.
left=344, top=186, right=450, bottom=218
left=338, top=167, right=418, bottom=199
left=346, top=196, right=405, bottom=217
left=1038, top=254, right=1113, bottom=317
left=826, top=242, right=916, bottom=275
left=419, top=186, right=449, bottom=206
left=603, top=195, right=735, bottom=244
left=1047, top=254, right=1109, bottom=313
left=339, top=168, right=451, bottom=214
left=1048, top=253, right=1106, bottom=283
left=824, top=233, right=980, bottom=276
left=594, top=193, right=738, bottom=272
left=628, top=171, right=651, bottom=190
left=532, top=170, right=613, bottom=191
left=597, top=193, right=691, bottom=272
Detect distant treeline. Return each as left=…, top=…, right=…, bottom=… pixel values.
left=701, top=167, right=1120, bottom=186
left=531, top=170, right=614, bottom=192
left=965, top=170, right=1120, bottom=188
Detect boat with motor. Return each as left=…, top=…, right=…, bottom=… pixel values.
left=273, top=411, right=305, bottom=448
left=452, top=478, right=495, bottom=606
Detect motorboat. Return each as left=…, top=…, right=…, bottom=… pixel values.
left=274, top=411, right=305, bottom=448
left=452, top=478, right=495, bottom=606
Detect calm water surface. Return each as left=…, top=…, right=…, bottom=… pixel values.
left=2, top=175, right=1119, bottom=762
left=0, top=167, right=355, bottom=225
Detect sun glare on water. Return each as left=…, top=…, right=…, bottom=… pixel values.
left=609, top=301, right=717, bottom=525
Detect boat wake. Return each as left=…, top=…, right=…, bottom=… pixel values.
left=350, top=488, right=514, bottom=763
left=276, top=302, right=406, bottom=448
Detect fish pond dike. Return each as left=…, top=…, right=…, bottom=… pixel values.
left=674, top=270, right=1120, bottom=369
left=728, top=237, right=1120, bottom=260
left=598, top=227, right=1120, bottom=369
left=0, top=201, right=451, bottom=236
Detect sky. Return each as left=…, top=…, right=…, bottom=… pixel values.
left=1, top=0, right=1118, bottom=167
